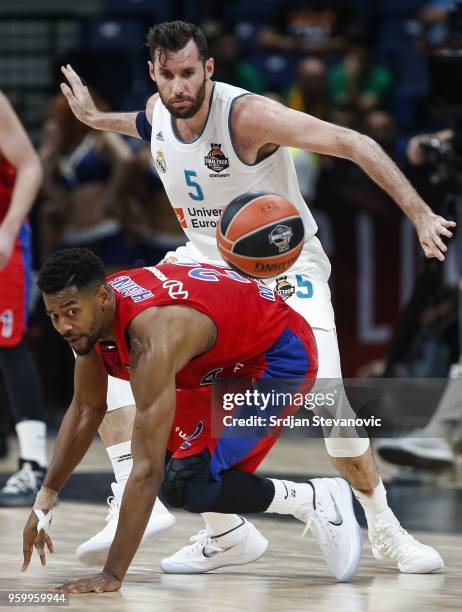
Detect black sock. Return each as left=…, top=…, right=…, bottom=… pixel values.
left=207, top=470, right=275, bottom=514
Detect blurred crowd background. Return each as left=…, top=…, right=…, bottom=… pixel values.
left=0, top=0, right=461, bottom=441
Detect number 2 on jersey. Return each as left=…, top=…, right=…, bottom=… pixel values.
left=184, top=170, right=204, bottom=201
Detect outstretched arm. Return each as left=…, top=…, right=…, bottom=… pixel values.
left=22, top=351, right=108, bottom=572
left=235, top=96, right=456, bottom=262
left=60, top=65, right=157, bottom=139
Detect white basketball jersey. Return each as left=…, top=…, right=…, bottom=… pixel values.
left=150, top=81, right=331, bottom=281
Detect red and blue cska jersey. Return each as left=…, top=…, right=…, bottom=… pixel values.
left=100, top=263, right=317, bottom=387
left=0, top=153, right=33, bottom=347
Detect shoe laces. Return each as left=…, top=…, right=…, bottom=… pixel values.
left=105, top=495, right=121, bottom=522
left=301, top=501, right=335, bottom=546
left=372, top=520, right=419, bottom=562
left=2, top=463, right=37, bottom=494
left=188, top=530, right=224, bottom=555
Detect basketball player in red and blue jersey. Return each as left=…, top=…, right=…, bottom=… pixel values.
left=0, top=92, right=48, bottom=507
left=60, top=21, right=446, bottom=573
left=22, top=247, right=366, bottom=591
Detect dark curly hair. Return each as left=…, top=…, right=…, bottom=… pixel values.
left=38, top=248, right=106, bottom=294
left=146, top=21, right=208, bottom=64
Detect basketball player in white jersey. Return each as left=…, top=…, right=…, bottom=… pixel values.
left=59, top=21, right=449, bottom=575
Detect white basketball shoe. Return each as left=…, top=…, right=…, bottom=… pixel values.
left=160, top=517, right=268, bottom=574
left=76, top=482, right=176, bottom=566
left=296, top=478, right=363, bottom=582
left=368, top=508, right=444, bottom=573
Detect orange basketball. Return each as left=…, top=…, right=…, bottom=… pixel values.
left=217, top=192, right=304, bottom=278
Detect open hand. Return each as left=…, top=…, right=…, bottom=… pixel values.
left=55, top=571, right=121, bottom=594
left=414, top=211, right=456, bottom=261
left=60, top=64, right=99, bottom=126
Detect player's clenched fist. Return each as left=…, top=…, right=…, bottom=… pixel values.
left=21, top=509, right=54, bottom=571
left=60, top=64, right=100, bottom=127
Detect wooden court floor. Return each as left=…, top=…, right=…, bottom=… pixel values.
left=1, top=504, right=460, bottom=612
left=1, top=439, right=461, bottom=611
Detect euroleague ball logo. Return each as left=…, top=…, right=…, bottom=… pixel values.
left=269, top=224, right=293, bottom=252
left=204, top=143, right=229, bottom=173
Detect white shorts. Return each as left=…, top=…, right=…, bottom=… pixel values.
left=105, top=242, right=369, bottom=457
left=312, top=328, right=370, bottom=457
left=106, top=375, right=135, bottom=411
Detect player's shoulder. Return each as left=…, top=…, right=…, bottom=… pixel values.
left=230, top=92, right=284, bottom=132
left=145, top=93, right=160, bottom=123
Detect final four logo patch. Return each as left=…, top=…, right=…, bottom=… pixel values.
left=204, top=143, right=229, bottom=173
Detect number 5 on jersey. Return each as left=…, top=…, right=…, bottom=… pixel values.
left=184, top=170, right=204, bottom=201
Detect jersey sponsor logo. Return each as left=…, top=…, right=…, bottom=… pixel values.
left=109, top=275, right=154, bottom=303
left=188, top=205, right=221, bottom=228
left=144, top=267, right=189, bottom=299
left=204, top=143, right=229, bottom=173
left=275, top=276, right=295, bottom=301
left=155, top=150, right=167, bottom=173
left=269, top=224, right=293, bottom=253
left=174, top=206, right=222, bottom=229
left=156, top=131, right=164, bottom=141
left=145, top=266, right=168, bottom=282
left=163, top=279, right=189, bottom=300
left=173, top=207, right=188, bottom=228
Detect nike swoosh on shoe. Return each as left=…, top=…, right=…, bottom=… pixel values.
left=328, top=493, right=344, bottom=527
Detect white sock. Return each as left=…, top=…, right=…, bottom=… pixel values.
left=353, top=479, right=388, bottom=522
left=16, top=420, right=47, bottom=468
left=266, top=479, right=314, bottom=515
left=202, top=513, right=244, bottom=536
left=107, top=441, right=133, bottom=487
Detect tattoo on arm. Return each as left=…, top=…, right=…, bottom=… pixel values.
left=203, top=323, right=217, bottom=353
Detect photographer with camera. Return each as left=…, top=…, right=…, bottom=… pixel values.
left=376, top=129, right=462, bottom=471
left=375, top=2, right=462, bottom=474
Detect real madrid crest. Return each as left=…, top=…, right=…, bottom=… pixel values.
left=155, top=150, right=167, bottom=173
left=275, top=276, right=295, bottom=301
